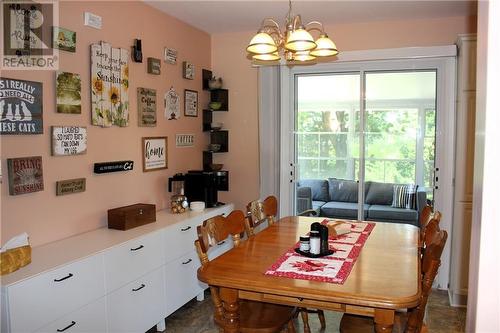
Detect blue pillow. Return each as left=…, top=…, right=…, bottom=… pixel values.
left=328, top=178, right=358, bottom=203
left=298, top=179, right=329, bottom=202
left=365, top=181, right=395, bottom=205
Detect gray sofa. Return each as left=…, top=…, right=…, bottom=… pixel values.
left=297, top=178, right=427, bottom=226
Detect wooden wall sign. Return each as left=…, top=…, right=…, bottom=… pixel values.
left=90, top=41, right=129, bottom=128
left=51, top=126, right=87, bottom=156
left=56, top=178, right=86, bottom=196
left=164, top=48, right=177, bottom=64
left=7, top=156, right=44, bottom=195
left=147, top=58, right=161, bottom=75
left=182, top=61, right=195, bottom=80
left=56, top=71, right=81, bottom=114
left=165, top=87, right=180, bottom=120
left=137, top=88, right=156, bottom=126
left=142, top=137, right=167, bottom=172
left=94, top=161, right=134, bottom=174
left=176, top=134, right=194, bottom=147
left=0, top=78, right=43, bottom=135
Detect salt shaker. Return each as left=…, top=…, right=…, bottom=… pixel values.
left=310, top=230, right=320, bottom=255
left=299, top=236, right=310, bottom=252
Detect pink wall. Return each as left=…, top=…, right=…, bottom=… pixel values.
left=1, top=1, right=211, bottom=246
left=211, top=15, right=477, bottom=212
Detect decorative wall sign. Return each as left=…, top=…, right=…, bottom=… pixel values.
left=90, top=41, right=129, bottom=127
left=182, top=61, right=195, bottom=80
left=147, top=58, right=161, bottom=75
left=51, top=126, right=87, bottom=156
left=0, top=78, right=43, bottom=135
left=7, top=156, right=44, bottom=195
left=94, top=161, right=134, bottom=174
left=56, top=178, right=86, bottom=196
left=176, top=134, right=194, bottom=147
left=184, top=89, right=198, bottom=117
left=52, top=27, right=76, bottom=52
left=142, top=137, right=168, bottom=172
left=164, top=48, right=177, bottom=64
left=137, top=88, right=157, bottom=126
left=56, top=71, right=81, bottom=114
left=165, top=87, right=180, bottom=120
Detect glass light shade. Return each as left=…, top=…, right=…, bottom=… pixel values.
left=293, top=51, right=316, bottom=62
left=310, top=35, right=338, bottom=57
left=246, top=32, right=278, bottom=54
left=253, top=52, right=280, bottom=61
left=285, top=28, right=316, bottom=52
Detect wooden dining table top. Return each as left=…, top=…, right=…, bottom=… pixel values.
left=198, top=216, right=421, bottom=310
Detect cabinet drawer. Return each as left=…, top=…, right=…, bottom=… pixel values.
left=8, top=255, right=105, bottom=333
left=165, top=251, right=206, bottom=316
left=35, top=298, right=106, bottom=333
left=164, top=221, right=198, bottom=263
left=107, top=267, right=166, bottom=333
left=104, top=230, right=164, bottom=292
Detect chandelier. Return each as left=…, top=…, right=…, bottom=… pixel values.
left=246, top=0, right=338, bottom=64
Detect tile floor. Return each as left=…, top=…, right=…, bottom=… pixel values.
left=148, top=289, right=466, bottom=333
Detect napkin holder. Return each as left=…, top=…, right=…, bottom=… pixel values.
left=0, top=245, right=32, bottom=276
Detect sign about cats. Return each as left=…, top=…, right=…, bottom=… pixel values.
left=51, top=126, right=87, bottom=156
left=0, top=78, right=43, bottom=135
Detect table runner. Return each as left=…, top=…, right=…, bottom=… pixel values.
left=265, top=221, right=375, bottom=284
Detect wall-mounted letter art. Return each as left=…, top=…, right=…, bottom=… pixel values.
left=91, top=41, right=129, bottom=127
left=142, top=137, right=168, bottom=172
left=0, top=78, right=43, bottom=135
left=56, top=71, right=81, bottom=114
left=7, top=156, right=44, bottom=195
left=137, top=88, right=157, bottom=127
left=94, top=161, right=134, bottom=174
left=165, top=87, right=180, bottom=120
left=51, top=126, right=87, bottom=156
left=56, top=178, right=86, bottom=196
left=184, top=89, right=198, bottom=117
left=182, top=61, right=195, bottom=80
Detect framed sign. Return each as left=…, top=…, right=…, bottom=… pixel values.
left=165, top=87, right=180, bottom=120
left=182, top=61, right=195, bottom=80
left=7, top=156, right=44, bottom=195
left=52, top=27, right=76, bottom=52
left=184, top=89, right=198, bottom=117
left=137, top=88, right=157, bottom=126
left=164, top=48, right=177, bottom=64
left=56, top=178, right=86, bottom=196
left=142, top=137, right=168, bottom=172
left=147, top=57, right=161, bottom=75
left=56, top=71, right=81, bottom=114
left=0, top=78, right=43, bottom=135
left=51, top=126, right=87, bottom=156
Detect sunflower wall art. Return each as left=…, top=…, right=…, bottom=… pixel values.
left=90, top=41, right=129, bottom=127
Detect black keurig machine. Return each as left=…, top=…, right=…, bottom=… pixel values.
left=183, top=170, right=229, bottom=208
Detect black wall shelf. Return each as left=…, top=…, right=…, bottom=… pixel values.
left=210, top=89, right=228, bottom=111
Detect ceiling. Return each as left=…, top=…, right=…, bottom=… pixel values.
left=145, top=1, right=477, bottom=34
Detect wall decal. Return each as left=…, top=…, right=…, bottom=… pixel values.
left=0, top=78, right=43, bottom=135
left=51, top=126, right=87, bottom=156
left=164, top=48, right=177, bottom=64
left=142, top=137, right=167, bottom=172
left=176, top=134, right=194, bottom=147
left=147, top=57, right=161, bottom=75
left=56, top=71, right=81, bottom=114
left=182, top=61, right=195, bottom=80
left=184, top=89, right=198, bottom=117
left=94, top=161, right=134, bottom=174
left=90, top=41, right=129, bottom=127
left=52, top=27, right=76, bottom=52
left=7, top=156, right=44, bottom=195
left=56, top=178, right=86, bottom=196
left=137, top=88, right=156, bottom=127
left=165, top=87, right=180, bottom=120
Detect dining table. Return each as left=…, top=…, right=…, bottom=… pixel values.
left=197, top=216, right=421, bottom=333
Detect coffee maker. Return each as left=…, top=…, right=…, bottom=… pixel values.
left=171, top=170, right=229, bottom=208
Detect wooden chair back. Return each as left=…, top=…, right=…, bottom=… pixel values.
left=246, top=195, right=278, bottom=237
left=420, top=209, right=442, bottom=247
left=406, top=221, right=448, bottom=333
left=419, top=205, right=433, bottom=229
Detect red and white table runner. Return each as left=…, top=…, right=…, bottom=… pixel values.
left=265, top=220, right=375, bottom=284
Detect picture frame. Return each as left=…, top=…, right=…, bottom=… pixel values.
left=184, top=89, right=198, bottom=117
left=142, top=136, right=168, bottom=172
left=182, top=61, right=195, bottom=80
left=52, top=27, right=76, bottom=52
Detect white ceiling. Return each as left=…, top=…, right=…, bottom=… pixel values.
left=145, top=1, right=477, bottom=34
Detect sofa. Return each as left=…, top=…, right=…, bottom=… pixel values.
left=297, top=178, right=427, bottom=226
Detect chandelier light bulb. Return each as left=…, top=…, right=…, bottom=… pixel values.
left=310, top=34, right=339, bottom=57
left=285, top=27, right=316, bottom=52
left=293, top=51, right=316, bottom=62
left=246, top=32, right=278, bottom=54
left=253, top=52, right=281, bottom=61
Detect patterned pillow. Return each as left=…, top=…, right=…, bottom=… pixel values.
left=392, top=184, right=418, bottom=210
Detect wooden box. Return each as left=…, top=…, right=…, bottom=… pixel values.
left=108, top=203, right=156, bottom=230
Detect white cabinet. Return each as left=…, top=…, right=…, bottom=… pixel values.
left=35, top=298, right=106, bottom=333
left=1, top=204, right=234, bottom=333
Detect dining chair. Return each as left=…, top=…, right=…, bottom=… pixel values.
left=339, top=219, right=448, bottom=333
left=420, top=209, right=442, bottom=247
left=195, top=210, right=297, bottom=333
left=246, top=196, right=325, bottom=333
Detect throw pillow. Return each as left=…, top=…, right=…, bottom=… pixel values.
left=392, top=184, right=418, bottom=210
left=328, top=178, right=359, bottom=203
left=365, top=181, right=395, bottom=205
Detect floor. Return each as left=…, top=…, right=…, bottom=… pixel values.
left=148, top=289, right=466, bottom=333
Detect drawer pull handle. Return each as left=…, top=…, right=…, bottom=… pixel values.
left=182, top=259, right=193, bottom=265
left=130, top=245, right=144, bottom=251
left=181, top=226, right=191, bottom=232
left=54, top=273, right=73, bottom=282
left=217, top=241, right=225, bottom=245
left=132, top=283, right=146, bottom=292
left=57, top=321, right=76, bottom=332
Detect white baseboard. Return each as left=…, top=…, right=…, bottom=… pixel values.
left=448, top=288, right=468, bottom=307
